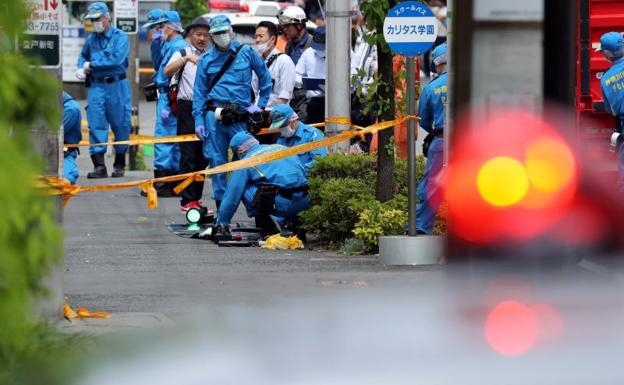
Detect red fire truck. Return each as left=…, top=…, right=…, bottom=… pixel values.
left=576, top=0, right=624, bottom=168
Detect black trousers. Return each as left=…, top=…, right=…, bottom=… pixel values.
left=305, top=96, right=325, bottom=126
left=177, top=100, right=209, bottom=205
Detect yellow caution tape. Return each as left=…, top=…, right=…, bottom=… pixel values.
left=325, top=116, right=351, bottom=125
left=63, top=302, right=111, bottom=319
left=67, top=133, right=200, bottom=148
left=41, top=117, right=411, bottom=206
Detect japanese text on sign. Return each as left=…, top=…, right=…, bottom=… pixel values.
left=386, top=24, right=435, bottom=36
left=25, top=0, right=61, bottom=34
left=391, top=4, right=429, bottom=17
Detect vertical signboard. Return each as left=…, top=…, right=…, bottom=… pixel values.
left=62, top=26, right=85, bottom=82
left=115, top=0, right=138, bottom=34
left=23, top=0, right=62, bottom=68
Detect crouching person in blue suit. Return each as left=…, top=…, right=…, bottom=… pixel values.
left=214, top=132, right=310, bottom=239
left=63, top=92, right=82, bottom=184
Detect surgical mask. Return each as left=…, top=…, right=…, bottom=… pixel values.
left=254, top=42, right=270, bottom=55
left=212, top=33, right=231, bottom=49
left=314, top=49, right=326, bottom=59
left=280, top=123, right=296, bottom=138
left=152, top=29, right=162, bottom=41
left=93, top=21, right=105, bottom=33
left=431, top=6, right=441, bottom=14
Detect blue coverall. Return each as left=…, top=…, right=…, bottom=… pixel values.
left=192, top=40, right=272, bottom=200
left=600, top=56, right=624, bottom=193
left=153, top=34, right=188, bottom=172
left=63, top=92, right=82, bottom=184
left=416, top=71, right=448, bottom=234
left=217, top=144, right=310, bottom=226
left=150, top=33, right=163, bottom=72
left=276, top=122, right=327, bottom=174
left=77, top=26, right=131, bottom=156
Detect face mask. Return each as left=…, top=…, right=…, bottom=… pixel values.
left=314, top=49, right=326, bottom=59
left=152, top=29, right=162, bottom=41
left=431, top=6, right=441, bottom=14
left=93, top=21, right=105, bottom=33
left=280, top=124, right=296, bottom=138
left=254, top=42, right=270, bottom=55
left=212, top=33, right=231, bottom=49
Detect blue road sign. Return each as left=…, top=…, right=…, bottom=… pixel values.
left=383, top=1, right=438, bottom=57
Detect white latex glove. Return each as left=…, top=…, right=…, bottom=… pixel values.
left=75, top=68, right=86, bottom=81
left=83, top=61, right=91, bottom=72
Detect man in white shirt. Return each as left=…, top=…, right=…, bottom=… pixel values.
left=252, top=21, right=296, bottom=111
left=295, top=25, right=326, bottom=124
left=252, top=21, right=297, bottom=143
left=164, top=16, right=211, bottom=212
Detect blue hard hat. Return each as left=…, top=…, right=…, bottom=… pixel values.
left=432, top=43, right=447, bottom=59
left=432, top=43, right=448, bottom=65
left=230, top=132, right=253, bottom=152
left=209, top=15, right=232, bottom=34
left=85, top=2, right=108, bottom=20
left=311, top=25, right=326, bottom=51
left=143, top=8, right=164, bottom=29
left=163, top=10, right=182, bottom=24
left=269, top=104, right=295, bottom=129
left=596, top=32, right=624, bottom=53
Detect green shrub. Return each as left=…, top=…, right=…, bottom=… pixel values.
left=352, top=200, right=407, bottom=252
left=340, top=238, right=367, bottom=255
left=301, top=153, right=427, bottom=247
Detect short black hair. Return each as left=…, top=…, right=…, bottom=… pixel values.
left=256, top=20, right=278, bottom=39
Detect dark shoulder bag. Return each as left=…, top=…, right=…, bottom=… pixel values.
left=167, top=48, right=188, bottom=116
left=205, top=44, right=244, bottom=98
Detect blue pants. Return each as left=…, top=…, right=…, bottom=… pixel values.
left=416, top=137, right=444, bottom=234
left=154, top=93, right=180, bottom=172
left=63, top=150, right=79, bottom=185
left=86, top=79, right=131, bottom=156
left=241, top=185, right=310, bottom=224
left=203, top=112, right=247, bottom=201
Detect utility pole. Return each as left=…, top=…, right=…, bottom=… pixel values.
left=325, top=0, right=351, bottom=153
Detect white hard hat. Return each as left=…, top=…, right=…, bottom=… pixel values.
left=278, top=6, right=307, bottom=25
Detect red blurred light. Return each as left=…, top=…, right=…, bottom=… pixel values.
left=485, top=300, right=538, bottom=356
left=209, top=0, right=240, bottom=10
left=240, top=4, right=249, bottom=12
left=446, top=109, right=579, bottom=243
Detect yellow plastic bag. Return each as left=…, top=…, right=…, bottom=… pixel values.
left=261, top=234, right=304, bottom=250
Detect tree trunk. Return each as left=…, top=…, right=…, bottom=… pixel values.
left=375, top=42, right=396, bottom=202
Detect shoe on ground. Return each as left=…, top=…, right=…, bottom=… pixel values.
left=180, top=200, right=205, bottom=213
left=111, top=167, right=125, bottom=178
left=87, top=166, right=108, bottom=179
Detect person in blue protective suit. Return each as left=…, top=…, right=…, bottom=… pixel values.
left=192, top=15, right=272, bottom=210
left=271, top=104, right=327, bottom=174
left=150, top=10, right=188, bottom=197
left=76, top=2, right=131, bottom=179
left=597, top=32, right=624, bottom=194
left=63, top=92, right=82, bottom=184
left=213, top=132, right=310, bottom=239
left=142, top=8, right=165, bottom=72
left=415, top=43, right=448, bottom=235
